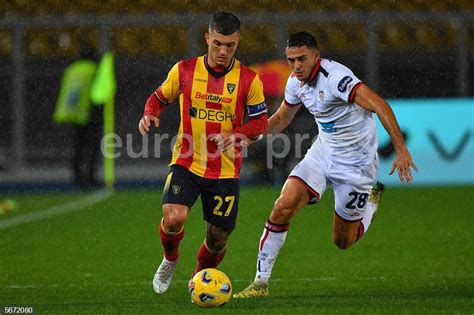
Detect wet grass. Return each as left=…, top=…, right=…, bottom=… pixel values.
left=0, top=186, right=473, bottom=314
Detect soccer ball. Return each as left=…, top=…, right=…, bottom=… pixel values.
left=189, top=268, right=232, bottom=308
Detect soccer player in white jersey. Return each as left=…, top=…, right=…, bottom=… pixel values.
left=234, top=31, right=418, bottom=298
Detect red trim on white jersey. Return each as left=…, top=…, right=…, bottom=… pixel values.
left=283, top=99, right=302, bottom=107
left=288, top=175, right=320, bottom=201
left=348, top=82, right=363, bottom=103
left=306, top=58, right=321, bottom=83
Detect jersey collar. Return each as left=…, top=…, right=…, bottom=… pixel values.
left=305, top=58, right=321, bottom=85
left=204, top=55, right=235, bottom=79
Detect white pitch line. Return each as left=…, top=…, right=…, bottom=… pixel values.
left=5, top=274, right=473, bottom=289
left=0, top=190, right=113, bottom=230
left=0, top=278, right=354, bottom=289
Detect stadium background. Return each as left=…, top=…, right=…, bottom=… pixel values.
left=0, top=1, right=473, bottom=314
left=1, top=0, right=473, bottom=187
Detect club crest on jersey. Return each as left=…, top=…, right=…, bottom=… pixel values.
left=319, top=91, right=324, bottom=102
left=298, top=92, right=307, bottom=101
left=227, top=83, right=236, bottom=94
left=337, top=76, right=353, bottom=92
left=172, top=185, right=181, bottom=195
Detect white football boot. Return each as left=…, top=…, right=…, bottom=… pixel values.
left=152, top=257, right=178, bottom=294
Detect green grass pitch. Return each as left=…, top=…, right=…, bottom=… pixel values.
left=0, top=186, right=473, bottom=314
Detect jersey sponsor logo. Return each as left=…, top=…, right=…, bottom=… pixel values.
left=320, top=122, right=337, bottom=133
left=189, top=106, right=235, bottom=122
left=337, top=76, right=353, bottom=92
left=227, top=83, right=236, bottom=94
left=194, top=78, right=207, bottom=83
left=195, top=91, right=232, bottom=104
left=319, top=91, right=324, bottom=102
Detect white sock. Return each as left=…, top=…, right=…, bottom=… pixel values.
left=254, top=220, right=289, bottom=283
left=361, top=201, right=376, bottom=233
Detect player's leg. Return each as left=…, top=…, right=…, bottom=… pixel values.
left=332, top=214, right=362, bottom=249
left=153, top=204, right=188, bottom=294
left=331, top=160, right=382, bottom=249
left=192, top=177, right=239, bottom=277
left=153, top=165, right=200, bottom=294
left=332, top=183, right=384, bottom=249
left=256, top=177, right=313, bottom=279
left=234, top=158, right=326, bottom=298
left=193, top=223, right=232, bottom=276
left=160, top=203, right=188, bottom=260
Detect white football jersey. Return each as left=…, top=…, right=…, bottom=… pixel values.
left=285, top=58, right=378, bottom=166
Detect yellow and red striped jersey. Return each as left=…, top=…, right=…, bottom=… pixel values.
left=156, top=55, right=266, bottom=179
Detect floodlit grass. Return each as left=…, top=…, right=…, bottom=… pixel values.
left=1, top=186, right=473, bottom=314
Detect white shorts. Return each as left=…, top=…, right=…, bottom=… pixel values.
left=288, top=149, right=379, bottom=221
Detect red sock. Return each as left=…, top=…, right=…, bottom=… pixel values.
left=159, top=221, right=184, bottom=261
left=192, top=242, right=226, bottom=276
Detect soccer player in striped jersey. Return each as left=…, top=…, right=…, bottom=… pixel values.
left=138, top=12, right=268, bottom=294
left=233, top=31, right=418, bottom=298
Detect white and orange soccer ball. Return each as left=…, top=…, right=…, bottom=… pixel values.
left=189, top=268, right=232, bottom=308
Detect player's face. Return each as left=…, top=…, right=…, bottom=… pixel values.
left=205, top=30, right=240, bottom=68
left=285, top=46, right=320, bottom=81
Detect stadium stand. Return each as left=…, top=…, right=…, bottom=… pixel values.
left=2, top=0, right=473, bottom=16
left=1, top=0, right=472, bottom=58
left=0, top=1, right=472, bottom=188
left=0, top=29, right=12, bottom=57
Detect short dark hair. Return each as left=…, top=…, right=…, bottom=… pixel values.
left=287, top=31, right=318, bottom=49
left=209, top=12, right=241, bottom=35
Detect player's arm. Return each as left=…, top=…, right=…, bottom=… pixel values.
left=212, top=74, right=269, bottom=150
left=240, top=73, right=303, bottom=146
left=354, top=83, right=418, bottom=183
left=139, top=63, right=180, bottom=135
left=138, top=90, right=165, bottom=135
left=267, top=100, right=302, bottom=135
left=239, top=100, right=301, bottom=147
left=212, top=108, right=268, bottom=151
left=266, top=74, right=303, bottom=135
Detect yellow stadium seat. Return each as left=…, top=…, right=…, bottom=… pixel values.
left=112, top=26, right=188, bottom=56
left=26, top=29, right=53, bottom=57
left=410, top=22, right=457, bottom=49
left=146, top=26, right=189, bottom=56
left=239, top=25, right=277, bottom=55
left=288, top=23, right=366, bottom=52
left=378, top=23, right=413, bottom=50
left=113, top=27, right=141, bottom=56
left=0, top=30, right=12, bottom=57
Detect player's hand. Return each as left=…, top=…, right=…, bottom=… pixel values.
left=389, top=147, right=418, bottom=184
left=138, top=115, right=159, bottom=135
left=241, top=134, right=264, bottom=147
left=210, top=132, right=236, bottom=151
